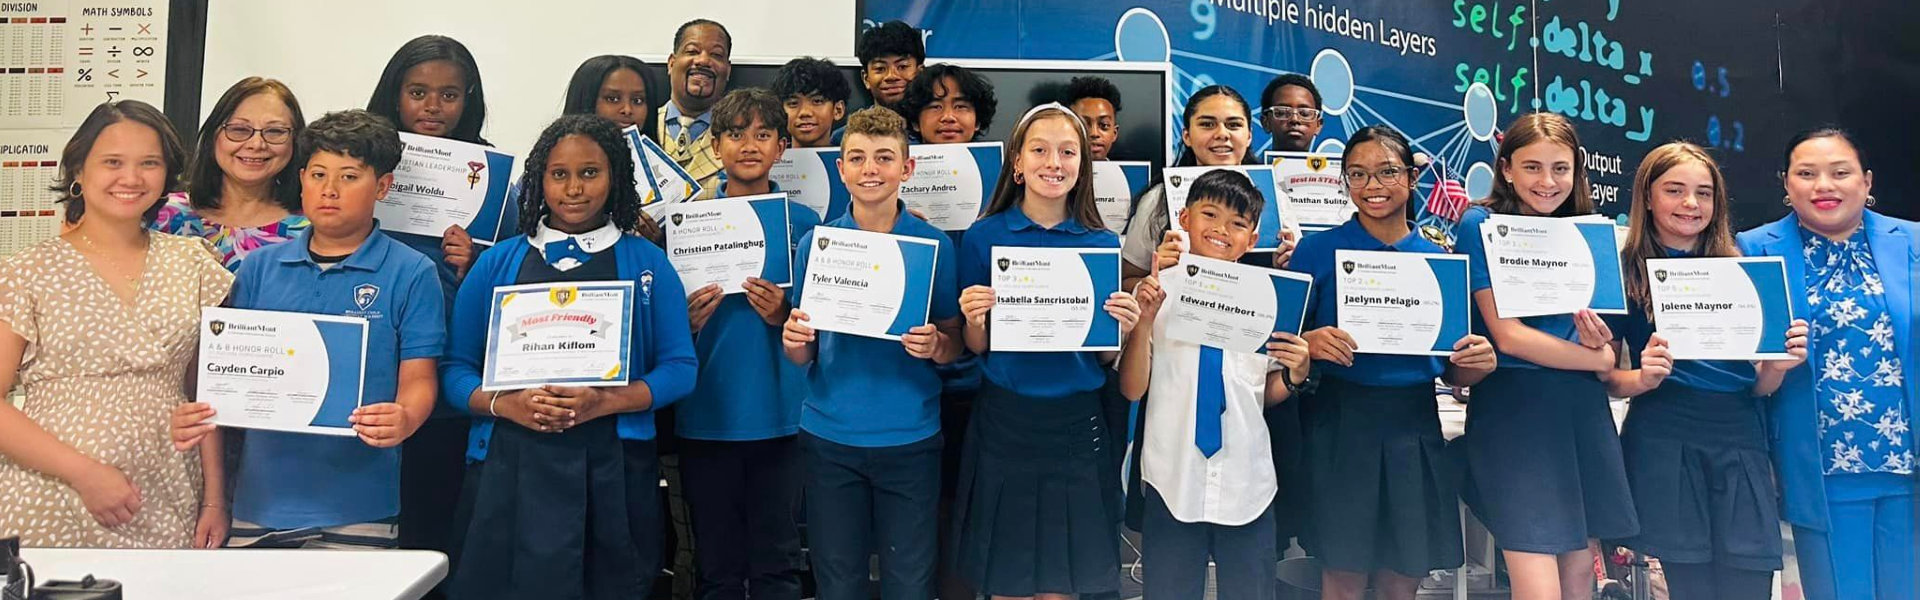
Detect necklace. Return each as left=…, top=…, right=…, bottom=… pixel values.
left=77, top=230, right=150, bottom=284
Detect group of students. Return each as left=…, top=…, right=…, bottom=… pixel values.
left=0, top=15, right=1913, bottom=600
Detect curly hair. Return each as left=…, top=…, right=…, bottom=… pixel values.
left=772, top=57, right=851, bottom=104
left=1062, top=76, right=1123, bottom=112
left=856, top=20, right=925, bottom=68
left=516, top=114, right=642, bottom=236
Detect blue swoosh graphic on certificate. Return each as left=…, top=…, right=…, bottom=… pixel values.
left=750, top=198, right=794, bottom=285
left=1426, top=256, right=1471, bottom=352
left=886, top=239, right=939, bottom=336
left=465, top=150, right=516, bottom=243
left=1739, top=260, right=1791, bottom=354
left=1578, top=222, right=1628, bottom=312
left=1079, top=251, right=1122, bottom=348
left=1269, top=273, right=1312, bottom=339
left=312, top=320, right=367, bottom=428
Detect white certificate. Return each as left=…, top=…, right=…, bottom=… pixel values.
left=768, top=146, right=844, bottom=219
left=1163, top=253, right=1313, bottom=355
left=197, top=307, right=368, bottom=437
left=1335, top=250, right=1472, bottom=356
left=900, top=142, right=1002, bottom=230
left=662, top=193, right=793, bottom=295
left=1091, top=161, right=1152, bottom=233
left=628, top=127, right=705, bottom=219
left=1165, top=165, right=1299, bottom=252
left=798, top=226, right=940, bottom=341
left=1265, top=151, right=1351, bottom=232
left=1481, top=214, right=1629, bottom=318
left=384, top=132, right=516, bottom=243
left=483, top=282, right=635, bottom=391
left=1648, top=256, right=1795, bottom=360
left=990, top=247, right=1122, bottom=352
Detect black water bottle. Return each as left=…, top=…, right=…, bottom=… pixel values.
left=2, top=536, right=28, bottom=600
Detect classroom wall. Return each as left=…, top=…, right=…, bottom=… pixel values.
left=198, top=0, right=857, bottom=160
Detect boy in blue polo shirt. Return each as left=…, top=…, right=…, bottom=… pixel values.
left=782, top=106, right=963, bottom=600
left=676, top=88, right=821, bottom=599
left=171, top=109, right=445, bottom=549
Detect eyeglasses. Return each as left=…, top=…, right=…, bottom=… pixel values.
left=1261, top=106, right=1322, bottom=122
left=1344, top=166, right=1410, bottom=187
left=221, top=124, right=292, bottom=144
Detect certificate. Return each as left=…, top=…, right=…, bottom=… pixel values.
left=899, top=142, right=1002, bottom=231
left=1335, top=250, right=1472, bottom=356
left=662, top=193, right=794, bottom=295
left=627, top=127, right=704, bottom=219
left=1165, top=165, right=1298, bottom=252
left=1480, top=214, right=1629, bottom=318
left=1648, top=257, right=1795, bottom=360
left=1091, top=161, right=1152, bottom=233
left=196, top=307, right=368, bottom=437
left=768, top=146, right=845, bottom=219
left=1163, top=253, right=1312, bottom=355
left=1265, top=151, right=1351, bottom=232
left=989, top=247, right=1122, bottom=352
left=797, top=226, right=940, bottom=340
left=383, top=132, right=515, bottom=243
left=483, top=282, right=635, bottom=391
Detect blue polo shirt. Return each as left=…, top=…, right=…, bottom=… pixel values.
left=228, top=228, right=447, bottom=529
left=1296, top=217, right=1451, bottom=387
left=678, top=182, right=824, bottom=441
left=1452, top=206, right=1581, bottom=370
left=788, top=204, right=960, bottom=447
left=959, top=208, right=1120, bottom=398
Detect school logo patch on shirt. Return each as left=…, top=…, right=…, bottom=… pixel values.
left=641, top=270, right=655, bottom=299
left=354, top=284, right=380, bottom=311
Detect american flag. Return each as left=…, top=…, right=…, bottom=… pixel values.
left=1423, top=158, right=1472, bottom=223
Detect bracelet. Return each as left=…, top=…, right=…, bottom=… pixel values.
left=487, top=391, right=502, bottom=417
left=201, top=503, right=224, bottom=509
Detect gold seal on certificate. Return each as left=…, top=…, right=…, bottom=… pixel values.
left=483, top=281, right=635, bottom=391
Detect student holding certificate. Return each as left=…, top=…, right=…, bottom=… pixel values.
left=1737, top=130, right=1920, bottom=600
left=782, top=107, right=963, bottom=600
left=675, top=89, right=821, bottom=600
left=170, top=110, right=447, bottom=550
left=1451, top=113, right=1639, bottom=600
left=1292, top=127, right=1495, bottom=600
left=440, top=115, right=697, bottom=600
left=1605, top=143, right=1810, bottom=600
left=951, top=104, right=1141, bottom=599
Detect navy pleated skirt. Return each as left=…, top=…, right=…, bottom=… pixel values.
left=1303, top=378, right=1465, bottom=576
left=1462, top=368, right=1639, bottom=554
left=950, top=382, right=1120, bottom=596
left=1614, top=384, right=1782, bottom=570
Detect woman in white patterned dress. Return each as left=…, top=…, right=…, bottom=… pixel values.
left=0, top=100, right=233, bottom=548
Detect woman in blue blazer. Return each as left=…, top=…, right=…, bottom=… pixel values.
left=1737, top=128, right=1918, bottom=600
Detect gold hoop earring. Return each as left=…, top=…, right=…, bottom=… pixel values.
left=1013, top=172, right=1024, bottom=185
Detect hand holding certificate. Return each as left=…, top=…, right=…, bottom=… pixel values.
left=384, top=132, right=515, bottom=243
left=662, top=193, right=793, bottom=295
left=1163, top=253, right=1312, bottom=355
left=484, top=282, right=635, bottom=391
left=989, top=247, right=1122, bottom=352
left=796, top=226, right=940, bottom=340
left=1647, top=256, right=1796, bottom=360
left=1335, top=250, right=1472, bottom=356
left=196, top=307, right=369, bottom=437
left=1481, top=214, right=1628, bottom=318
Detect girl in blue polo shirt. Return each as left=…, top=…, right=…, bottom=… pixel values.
left=1294, top=126, right=1496, bottom=600
left=1606, top=142, right=1809, bottom=600
left=1452, top=113, right=1639, bottom=600
left=439, top=114, right=697, bottom=600
left=950, top=103, right=1141, bottom=599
